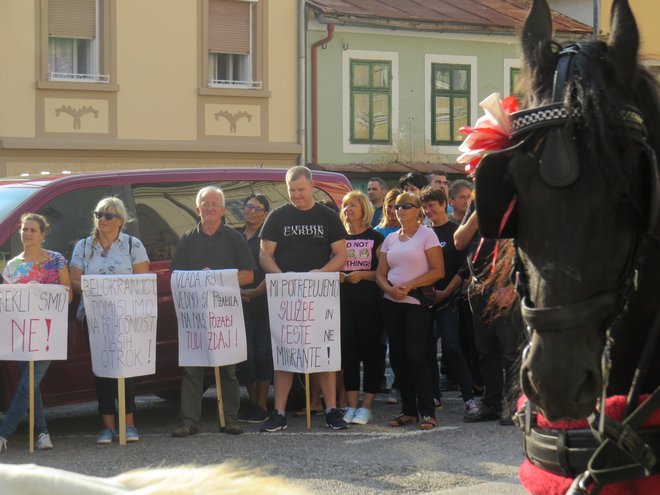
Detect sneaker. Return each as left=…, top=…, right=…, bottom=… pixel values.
left=463, top=405, right=500, bottom=423
left=0, top=436, right=7, bottom=453
left=351, top=407, right=372, bottom=425
left=434, top=397, right=443, bottom=410
left=260, top=411, right=287, bottom=432
left=96, top=428, right=115, bottom=444
left=325, top=408, right=348, bottom=430
left=126, top=426, right=140, bottom=442
left=386, top=388, right=400, bottom=404
left=343, top=407, right=358, bottom=423
left=239, top=405, right=269, bottom=424
left=36, top=432, right=53, bottom=450
left=464, top=399, right=480, bottom=419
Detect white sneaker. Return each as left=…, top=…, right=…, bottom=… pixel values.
left=0, top=436, right=7, bottom=453
left=36, top=432, right=53, bottom=450
left=343, top=407, right=357, bottom=423
left=351, top=407, right=372, bottom=425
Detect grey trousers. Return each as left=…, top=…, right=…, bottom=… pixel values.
left=178, top=365, right=240, bottom=426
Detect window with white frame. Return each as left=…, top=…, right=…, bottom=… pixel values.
left=47, top=0, right=108, bottom=82
left=208, top=0, right=260, bottom=88
left=431, top=63, right=470, bottom=145
left=350, top=59, right=392, bottom=144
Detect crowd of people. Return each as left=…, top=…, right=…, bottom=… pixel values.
left=0, top=165, right=522, bottom=452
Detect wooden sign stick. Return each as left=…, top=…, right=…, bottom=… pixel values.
left=118, top=378, right=126, bottom=446
left=214, top=367, right=226, bottom=429
left=29, top=361, right=34, bottom=453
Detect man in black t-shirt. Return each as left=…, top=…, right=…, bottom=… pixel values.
left=259, top=166, right=348, bottom=432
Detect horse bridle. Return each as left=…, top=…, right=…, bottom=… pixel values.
left=496, top=45, right=660, bottom=494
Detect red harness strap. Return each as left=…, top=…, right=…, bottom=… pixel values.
left=518, top=395, right=660, bottom=495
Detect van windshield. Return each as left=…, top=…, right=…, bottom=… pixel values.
left=0, top=186, right=40, bottom=220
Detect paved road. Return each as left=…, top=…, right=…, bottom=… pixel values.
left=0, top=387, right=528, bottom=494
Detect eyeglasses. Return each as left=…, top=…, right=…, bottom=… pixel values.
left=395, top=203, right=419, bottom=211
left=199, top=202, right=223, bottom=209
left=94, top=211, right=121, bottom=221
left=245, top=204, right=265, bottom=213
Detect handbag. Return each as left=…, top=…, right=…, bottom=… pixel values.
left=408, top=285, right=437, bottom=307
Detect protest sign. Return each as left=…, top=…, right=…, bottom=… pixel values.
left=0, top=284, right=69, bottom=361
left=266, top=272, right=341, bottom=373
left=171, top=269, right=247, bottom=367
left=81, top=274, right=158, bottom=378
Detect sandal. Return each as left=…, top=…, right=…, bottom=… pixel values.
left=389, top=414, right=418, bottom=427
left=419, top=416, right=436, bottom=430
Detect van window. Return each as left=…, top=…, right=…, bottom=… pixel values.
left=0, top=187, right=111, bottom=273
left=0, top=186, right=40, bottom=220
left=132, top=180, right=337, bottom=261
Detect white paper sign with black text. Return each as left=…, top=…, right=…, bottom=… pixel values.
left=171, top=269, right=247, bottom=367
left=82, top=274, right=158, bottom=378
left=0, top=284, right=69, bottom=361
left=266, top=272, right=341, bottom=373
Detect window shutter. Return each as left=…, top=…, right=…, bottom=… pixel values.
left=49, top=0, right=96, bottom=39
left=208, top=0, right=250, bottom=55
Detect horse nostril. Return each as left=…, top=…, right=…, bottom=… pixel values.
left=576, top=369, right=600, bottom=399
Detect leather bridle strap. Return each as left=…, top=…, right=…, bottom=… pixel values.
left=521, top=291, right=619, bottom=332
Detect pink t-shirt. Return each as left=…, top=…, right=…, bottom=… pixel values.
left=381, top=225, right=440, bottom=305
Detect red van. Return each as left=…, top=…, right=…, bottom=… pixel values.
left=0, top=168, right=351, bottom=408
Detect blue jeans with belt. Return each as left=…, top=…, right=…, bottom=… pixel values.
left=0, top=360, right=51, bottom=439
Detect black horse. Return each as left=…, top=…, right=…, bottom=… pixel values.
left=474, top=0, right=660, bottom=492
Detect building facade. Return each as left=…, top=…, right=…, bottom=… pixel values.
left=304, top=0, right=591, bottom=185
left=0, top=0, right=301, bottom=177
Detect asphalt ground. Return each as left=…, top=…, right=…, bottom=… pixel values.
left=0, top=385, right=529, bottom=494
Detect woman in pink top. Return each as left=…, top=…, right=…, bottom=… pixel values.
left=375, top=192, right=444, bottom=430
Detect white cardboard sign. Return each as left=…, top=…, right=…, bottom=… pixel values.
left=171, top=269, right=247, bottom=367
left=82, top=274, right=158, bottom=378
left=0, top=284, right=69, bottom=361
left=266, top=272, right=341, bottom=373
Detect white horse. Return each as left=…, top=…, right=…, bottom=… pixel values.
left=0, top=463, right=310, bottom=495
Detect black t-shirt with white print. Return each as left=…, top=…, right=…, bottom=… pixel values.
left=260, top=203, right=347, bottom=272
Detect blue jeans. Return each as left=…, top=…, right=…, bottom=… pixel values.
left=0, top=361, right=51, bottom=439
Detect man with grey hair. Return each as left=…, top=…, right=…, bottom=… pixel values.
left=448, top=180, right=473, bottom=225
left=367, top=177, right=387, bottom=227
left=171, top=185, right=256, bottom=437
left=259, top=166, right=348, bottom=431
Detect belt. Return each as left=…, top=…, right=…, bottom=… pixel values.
left=523, top=426, right=660, bottom=478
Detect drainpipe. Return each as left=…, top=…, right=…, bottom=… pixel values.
left=311, top=22, right=335, bottom=168
left=297, top=0, right=306, bottom=166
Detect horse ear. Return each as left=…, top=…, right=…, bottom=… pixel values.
left=521, top=0, right=553, bottom=67
left=608, top=0, right=639, bottom=84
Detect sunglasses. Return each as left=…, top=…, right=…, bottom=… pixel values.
left=245, top=204, right=266, bottom=213
left=394, top=203, right=418, bottom=211
left=94, top=211, right=121, bottom=221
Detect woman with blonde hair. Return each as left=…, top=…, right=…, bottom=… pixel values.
left=338, top=191, right=384, bottom=425
left=374, top=188, right=402, bottom=237
left=376, top=192, right=444, bottom=430
left=70, top=197, right=149, bottom=444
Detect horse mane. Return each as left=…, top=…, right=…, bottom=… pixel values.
left=0, top=463, right=311, bottom=495
left=523, top=39, right=660, bottom=219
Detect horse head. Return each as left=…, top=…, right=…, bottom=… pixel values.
left=475, top=0, right=660, bottom=421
